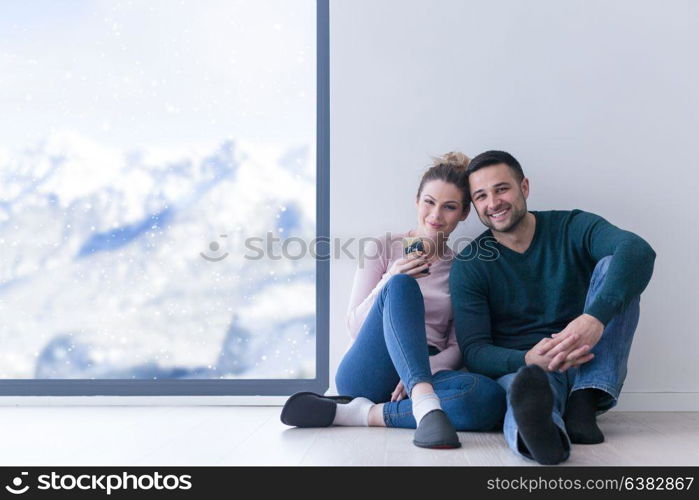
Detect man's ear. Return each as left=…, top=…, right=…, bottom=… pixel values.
left=521, top=177, right=530, bottom=200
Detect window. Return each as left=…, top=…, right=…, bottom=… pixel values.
left=0, top=0, right=329, bottom=395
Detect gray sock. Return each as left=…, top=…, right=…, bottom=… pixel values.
left=332, top=397, right=374, bottom=426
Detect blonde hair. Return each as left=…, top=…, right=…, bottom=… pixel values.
left=416, top=151, right=472, bottom=208
left=432, top=151, right=471, bottom=169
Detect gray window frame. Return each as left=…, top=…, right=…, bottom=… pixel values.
left=0, top=0, right=330, bottom=397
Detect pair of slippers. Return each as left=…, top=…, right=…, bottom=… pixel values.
left=280, top=392, right=460, bottom=449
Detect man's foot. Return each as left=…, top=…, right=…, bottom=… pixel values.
left=280, top=392, right=355, bottom=427
left=510, top=365, right=568, bottom=465
left=413, top=409, right=461, bottom=449
left=564, top=388, right=606, bottom=444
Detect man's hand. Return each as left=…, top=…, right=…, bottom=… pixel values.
left=538, top=314, right=604, bottom=371
left=526, top=333, right=596, bottom=372
left=390, top=380, right=408, bottom=402
left=524, top=337, right=559, bottom=371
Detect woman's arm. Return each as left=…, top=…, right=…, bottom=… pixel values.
left=345, top=237, right=392, bottom=339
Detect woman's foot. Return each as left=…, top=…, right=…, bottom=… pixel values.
left=280, top=392, right=373, bottom=427
left=411, top=392, right=461, bottom=449
left=413, top=409, right=461, bottom=449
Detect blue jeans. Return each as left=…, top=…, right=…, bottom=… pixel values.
left=496, top=256, right=641, bottom=461
left=336, top=273, right=506, bottom=431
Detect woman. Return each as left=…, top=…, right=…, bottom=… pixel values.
left=281, top=152, right=506, bottom=449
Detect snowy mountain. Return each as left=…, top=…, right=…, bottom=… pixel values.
left=0, top=131, right=317, bottom=379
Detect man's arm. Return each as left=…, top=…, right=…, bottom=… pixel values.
left=345, top=237, right=392, bottom=339
left=449, top=258, right=526, bottom=378
left=575, top=210, right=656, bottom=325
left=542, top=210, right=656, bottom=369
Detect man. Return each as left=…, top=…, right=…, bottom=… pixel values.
left=449, top=150, right=655, bottom=464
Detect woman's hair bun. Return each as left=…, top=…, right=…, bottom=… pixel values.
left=418, top=150, right=472, bottom=206
left=432, top=151, right=471, bottom=169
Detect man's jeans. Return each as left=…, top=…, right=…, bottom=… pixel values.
left=336, top=273, right=506, bottom=431
left=496, top=256, right=641, bottom=461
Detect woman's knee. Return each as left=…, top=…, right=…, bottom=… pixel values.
left=382, top=274, right=424, bottom=312
left=443, top=374, right=507, bottom=431
left=388, top=273, right=415, bottom=284
left=386, top=273, right=422, bottom=295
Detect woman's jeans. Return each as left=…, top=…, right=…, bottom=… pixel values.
left=496, top=256, right=641, bottom=461
left=336, top=273, right=506, bottom=431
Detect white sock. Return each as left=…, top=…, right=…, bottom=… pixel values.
left=412, top=393, right=442, bottom=425
left=332, top=397, right=374, bottom=426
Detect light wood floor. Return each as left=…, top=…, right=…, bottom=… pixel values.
left=1, top=407, right=698, bottom=466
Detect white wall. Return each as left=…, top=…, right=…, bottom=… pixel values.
left=329, top=0, right=699, bottom=410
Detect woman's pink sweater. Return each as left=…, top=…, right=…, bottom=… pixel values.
left=345, top=231, right=462, bottom=374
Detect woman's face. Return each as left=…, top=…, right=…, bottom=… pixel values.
left=415, top=179, right=469, bottom=239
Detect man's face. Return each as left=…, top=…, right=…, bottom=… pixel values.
left=469, top=163, right=529, bottom=233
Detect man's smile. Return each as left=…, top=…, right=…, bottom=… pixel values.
left=488, top=207, right=510, bottom=221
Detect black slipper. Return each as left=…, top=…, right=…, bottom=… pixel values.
left=413, top=409, right=461, bottom=449
left=280, top=392, right=354, bottom=427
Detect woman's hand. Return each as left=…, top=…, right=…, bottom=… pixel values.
left=390, top=380, right=408, bottom=402
left=388, top=252, right=431, bottom=278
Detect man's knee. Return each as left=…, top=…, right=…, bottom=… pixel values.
left=590, top=255, right=613, bottom=286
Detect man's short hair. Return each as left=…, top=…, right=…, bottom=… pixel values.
left=467, top=150, right=525, bottom=183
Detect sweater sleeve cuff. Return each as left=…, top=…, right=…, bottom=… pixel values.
left=508, top=350, right=527, bottom=372
left=584, top=296, right=623, bottom=326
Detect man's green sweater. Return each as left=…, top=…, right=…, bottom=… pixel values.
left=449, top=210, right=656, bottom=379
